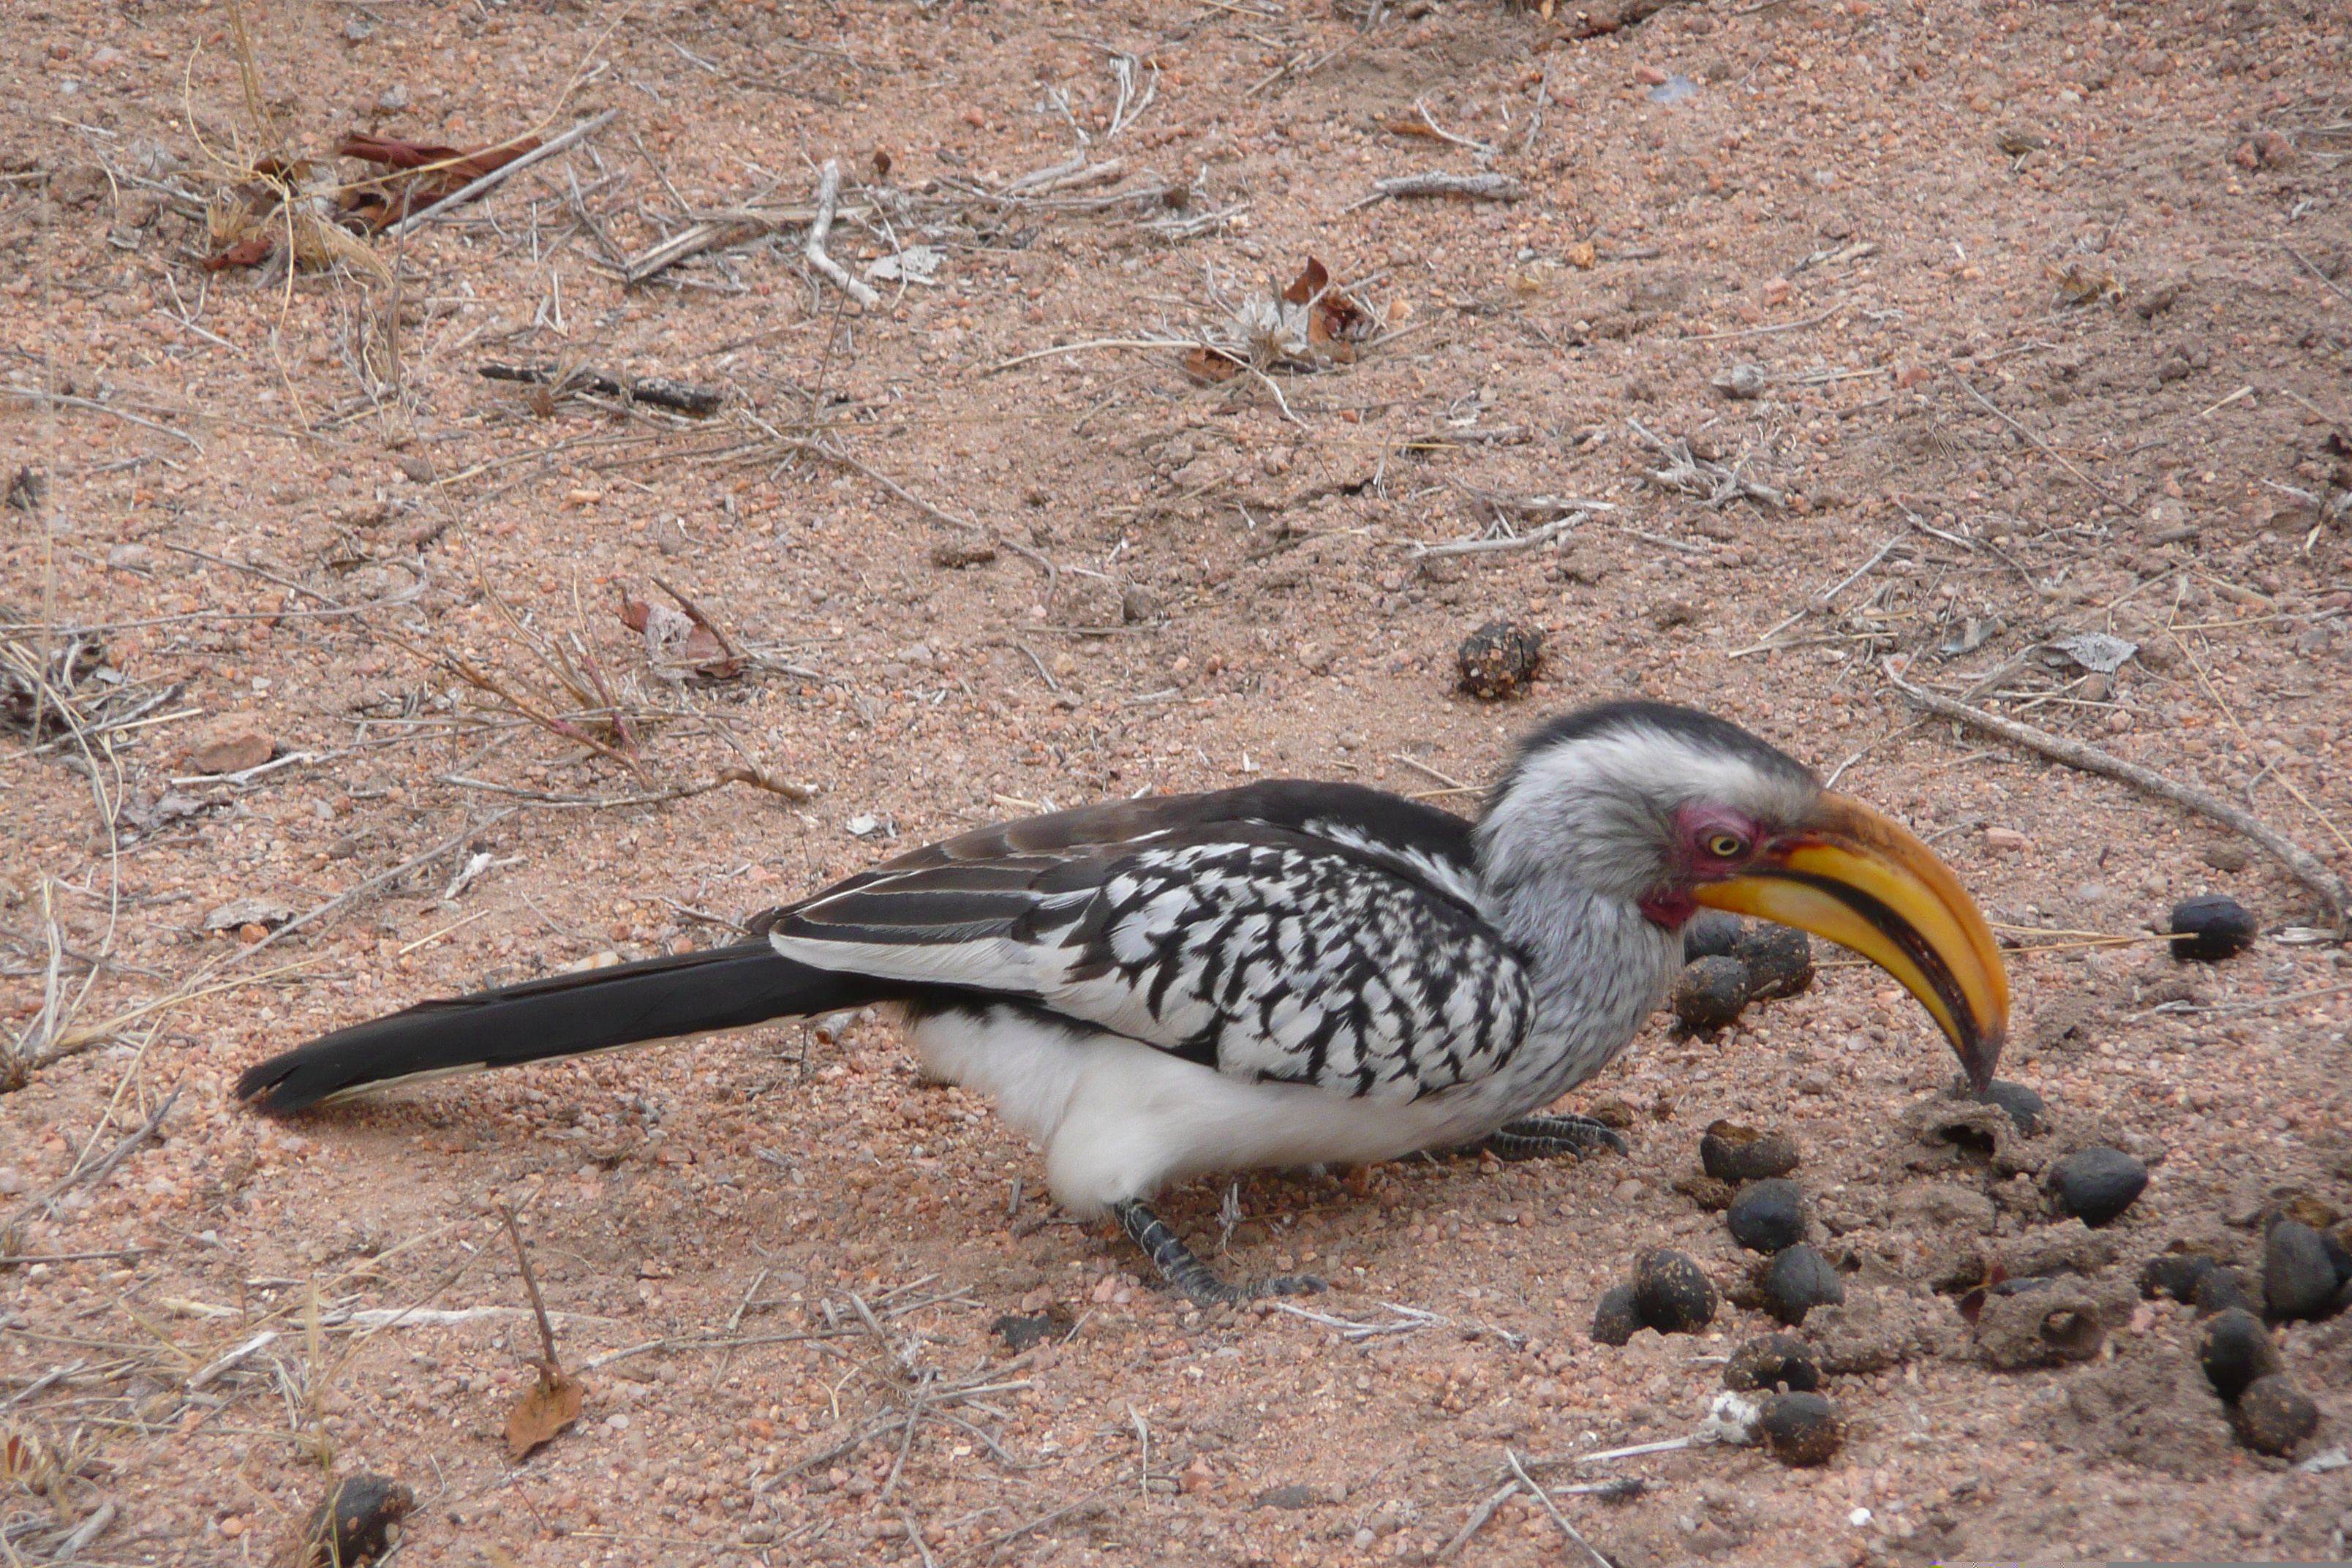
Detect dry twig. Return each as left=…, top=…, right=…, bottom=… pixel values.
left=1881, top=659, right=2347, bottom=930
left=805, top=159, right=881, bottom=307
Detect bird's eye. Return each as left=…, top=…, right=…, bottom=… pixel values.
left=1706, top=832, right=1747, bottom=860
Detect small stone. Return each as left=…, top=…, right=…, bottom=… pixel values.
left=2198, top=1308, right=2281, bottom=1403
left=1632, top=1248, right=1717, bottom=1334
left=1455, top=617, right=1544, bottom=699
left=2140, top=1251, right=2217, bottom=1303
left=1734, top=924, right=1814, bottom=998
left=1682, top=910, right=1746, bottom=962
left=202, top=896, right=295, bottom=934
left=1727, top=1178, right=1807, bottom=1254
left=1672, top=956, right=1751, bottom=1030
left=1760, top=1243, right=1846, bottom=1327
left=991, top=1308, right=1071, bottom=1352
left=1973, top=1079, right=2047, bottom=1135
left=1758, top=1391, right=1844, bottom=1466
left=1591, top=1282, right=1642, bottom=1346
left=2047, top=1146, right=2148, bottom=1228
left=2201, top=843, right=2251, bottom=873
left=1584, top=1097, right=1636, bottom=1130
left=1700, top=1120, right=1801, bottom=1183
left=188, top=712, right=274, bottom=775
left=2193, top=1267, right=2258, bottom=1319
left=2231, top=1375, right=2318, bottom=1456
left=2169, top=893, right=2255, bottom=962
left=2263, top=1219, right=2340, bottom=1321
left=1724, top=1333, right=1821, bottom=1394
left=1712, top=363, right=1768, bottom=399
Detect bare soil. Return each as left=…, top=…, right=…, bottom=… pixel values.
left=4, top=0, right=2351, bottom=1562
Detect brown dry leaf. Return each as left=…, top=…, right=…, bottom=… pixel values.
left=1280, top=256, right=1376, bottom=346
left=504, top=1373, right=584, bottom=1460
left=617, top=592, right=743, bottom=681
left=335, top=132, right=542, bottom=232
left=1184, top=344, right=1243, bottom=383
left=204, top=234, right=274, bottom=271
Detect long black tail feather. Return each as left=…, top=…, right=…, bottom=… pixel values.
left=237, top=942, right=884, bottom=1114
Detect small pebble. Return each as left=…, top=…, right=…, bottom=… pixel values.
left=1727, top=1178, right=1807, bottom=1254
left=1712, top=363, right=1769, bottom=399
left=1632, top=1248, right=1717, bottom=1334
left=2230, top=1374, right=2319, bottom=1456
left=1758, top=1391, right=1844, bottom=1466
left=1672, top=956, right=1751, bottom=1030
left=2139, top=1251, right=2217, bottom=1303
left=2046, top=1146, right=2148, bottom=1227
left=1456, top=618, right=1544, bottom=699
left=1973, top=1079, right=2047, bottom=1136
left=1733, top=924, right=1814, bottom=998
left=2262, top=1219, right=2340, bottom=1321
left=2193, top=1267, right=2258, bottom=1319
left=1682, top=910, right=1747, bottom=962
left=2198, top=1308, right=2280, bottom=1403
left=2168, top=893, right=2255, bottom=961
left=1591, top=1283, right=1642, bottom=1347
left=1760, top=1243, right=1846, bottom=1327
left=1724, top=1333, right=1821, bottom=1394
left=1700, top=1120, right=1801, bottom=1183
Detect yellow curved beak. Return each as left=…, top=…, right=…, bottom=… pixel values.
left=1692, top=792, right=2008, bottom=1090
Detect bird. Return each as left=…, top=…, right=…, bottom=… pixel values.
left=238, top=701, right=2008, bottom=1304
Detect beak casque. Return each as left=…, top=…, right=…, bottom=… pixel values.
left=1691, top=792, right=2009, bottom=1090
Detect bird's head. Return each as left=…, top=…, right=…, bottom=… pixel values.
left=1476, top=701, right=2008, bottom=1090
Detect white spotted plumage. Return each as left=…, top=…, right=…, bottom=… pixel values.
left=750, top=706, right=1818, bottom=1213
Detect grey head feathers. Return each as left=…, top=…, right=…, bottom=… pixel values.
left=1474, top=701, right=1820, bottom=905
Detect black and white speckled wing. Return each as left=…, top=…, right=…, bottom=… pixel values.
left=756, top=783, right=1534, bottom=1101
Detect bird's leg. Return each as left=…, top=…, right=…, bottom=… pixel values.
left=1477, top=1113, right=1629, bottom=1161
left=1112, top=1200, right=1327, bottom=1307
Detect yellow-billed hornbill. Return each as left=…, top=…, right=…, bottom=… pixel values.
left=238, top=702, right=2007, bottom=1303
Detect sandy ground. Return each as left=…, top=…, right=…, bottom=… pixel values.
left=4, top=0, right=2351, bottom=1561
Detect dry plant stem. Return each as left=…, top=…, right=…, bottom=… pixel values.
left=621, top=199, right=875, bottom=284
left=805, top=160, right=881, bottom=307
left=2164, top=626, right=2352, bottom=859
left=0, top=387, right=203, bottom=451
left=494, top=1202, right=565, bottom=1384
left=1950, top=374, right=2120, bottom=505
left=385, top=110, right=621, bottom=238
left=1436, top=1481, right=1520, bottom=1561
left=241, top=807, right=522, bottom=967
left=1508, top=1450, right=1615, bottom=1568
left=1, top=1088, right=178, bottom=1233
left=1347, top=172, right=1526, bottom=211
left=1881, top=660, right=2348, bottom=930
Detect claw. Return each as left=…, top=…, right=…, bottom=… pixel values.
left=1478, top=1112, right=1629, bottom=1161
left=1115, top=1200, right=1327, bottom=1306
